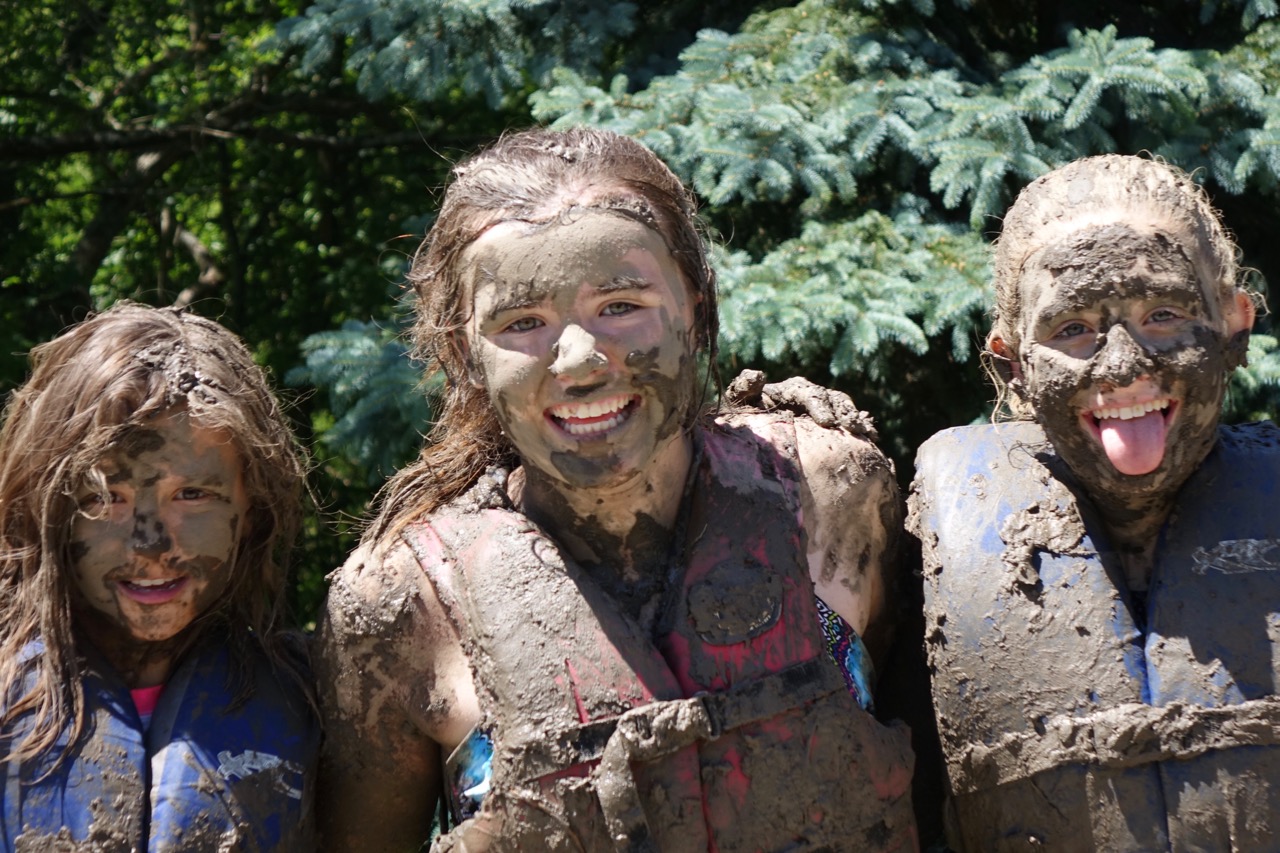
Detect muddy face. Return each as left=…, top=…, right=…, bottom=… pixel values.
left=460, top=210, right=699, bottom=491
left=70, top=409, right=249, bottom=655
left=1015, top=223, right=1235, bottom=506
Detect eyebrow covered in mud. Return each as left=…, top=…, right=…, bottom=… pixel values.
left=595, top=275, right=655, bottom=294
left=1029, top=285, right=1206, bottom=335
left=1025, top=231, right=1206, bottom=330
left=482, top=278, right=545, bottom=319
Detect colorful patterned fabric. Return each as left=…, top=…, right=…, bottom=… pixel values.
left=815, top=595, right=875, bottom=712
left=447, top=727, right=493, bottom=821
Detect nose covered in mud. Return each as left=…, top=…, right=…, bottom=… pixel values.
left=1087, top=325, right=1168, bottom=476
left=1016, top=224, right=1235, bottom=501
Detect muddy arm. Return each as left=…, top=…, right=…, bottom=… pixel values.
left=792, top=417, right=902, bottom=668
left=313, top=542, right=448, bottom=853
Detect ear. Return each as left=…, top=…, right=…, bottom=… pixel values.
left=987, top=334, right=1023, bottom=386
left=1222, top=289, right=1256, bottom=371
left=1225, top=288, right=1256, bottom=338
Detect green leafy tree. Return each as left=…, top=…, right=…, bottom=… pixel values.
left=0, top=0, right=491, bottom=618
left=11, top=0, right=1280, bottom=622
left=292, top=0, right=1280, bottom=474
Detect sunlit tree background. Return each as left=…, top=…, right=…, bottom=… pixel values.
left=7, top=0, right=1280, bottom=620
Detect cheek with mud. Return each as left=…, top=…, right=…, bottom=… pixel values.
left=625, top=341, right=699, bottom=438
left=1023, top=325, right=1229, bottom=501
left=68, top=524, right=128, bottom=608
left=175, top=512, right=242, bottom=568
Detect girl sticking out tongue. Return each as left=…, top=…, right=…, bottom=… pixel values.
left=985, top=161, right=1254, bottom=586
left=908, top=155, right=1280, bottom=853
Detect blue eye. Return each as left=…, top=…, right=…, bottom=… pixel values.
left=602, top=302, right=638, bottom=317
left=1148, top=308, right=1181, bottom=323
left=505, top=317, right=543, bottom=333
left=1053, top=321, right=1091, bottom=339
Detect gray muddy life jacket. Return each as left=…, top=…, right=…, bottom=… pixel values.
left=911, top=420, right=1280, bottom=852
left=411, top=415, right=918, bottom=852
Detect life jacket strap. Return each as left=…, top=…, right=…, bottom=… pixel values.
left=951, top=694, right=1280, bottom=794
left=593, top=657, right=846, bottom=852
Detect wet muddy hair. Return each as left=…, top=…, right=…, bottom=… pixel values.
left=372, top=126, right=718, bottom=536
left=0, top=302, right=310, bottom=763
left=987, top=154, right=1244, bottom=414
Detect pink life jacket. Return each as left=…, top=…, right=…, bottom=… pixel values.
left=407, top=414, right=917, bottom=852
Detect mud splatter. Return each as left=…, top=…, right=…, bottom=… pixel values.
left=998, top=498, right=1087, bottom=591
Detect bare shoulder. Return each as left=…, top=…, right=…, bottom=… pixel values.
left=314, top=532, right=480, bottom=853
left=317, top=538, right=436, bottom=713
left=792, top=415, right=898, bottom=505
left=791, top=417, right=902, bottom=655
left=315, top=532, right=477, bottom=745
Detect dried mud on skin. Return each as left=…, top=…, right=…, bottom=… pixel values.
left=1017, top=224, right=1232, bottom=536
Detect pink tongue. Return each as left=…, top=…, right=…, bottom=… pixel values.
left=1099, top=410, right=1166, bottom=475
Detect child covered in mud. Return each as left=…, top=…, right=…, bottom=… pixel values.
left=0, top=304, right=319, bottom=850
left=314, top=127, right=918, bottom=852
left=909, top=156, right=1273, bottom=851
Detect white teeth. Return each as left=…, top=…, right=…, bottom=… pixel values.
left=1092, top=399, right=1170, bottom=421
left=549, top=395, right=632, bottom=420
left=562, top=413, right=627, bottom=436
left=128, top=578, right=178, bottom=588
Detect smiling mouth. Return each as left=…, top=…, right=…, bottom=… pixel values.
left=1090, top=398, right=1171, bottom=423
left=546, top=394, right=640, bottom=438
left=118, top=576, right=188, bottom=605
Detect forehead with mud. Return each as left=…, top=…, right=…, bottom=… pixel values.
left=993, top=155, right=1237, bottom=351
left=1018, top=223, right=1202, bottom=339
left=410, top=127, right=717, bottom=377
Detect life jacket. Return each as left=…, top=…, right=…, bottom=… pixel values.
left=408, top=414, right=917, bottom=853
left=911, top=420, right=1280, bottom=852
left=1, top=633, right=319, bottom=852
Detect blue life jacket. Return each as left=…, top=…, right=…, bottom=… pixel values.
left=912, top=420, right=1280, bottom=852
left=1, top=633, right=319, bottom=852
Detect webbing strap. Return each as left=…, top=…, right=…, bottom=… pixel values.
left=590, top=657, right=846, bottom=852
left=950, top=695, right=1280, bottom=794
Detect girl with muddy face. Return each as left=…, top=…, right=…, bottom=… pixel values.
left=909, top=157, right=1280, bottom=852
left=987, top=156, right=1255, bottom=562
left=319, top=128, right=915, bottom=852
left=0, top=303, right=315, bottom=848
left=375, top=126, right=718, bottom=536
left=459, top=209, right=701, bottom=498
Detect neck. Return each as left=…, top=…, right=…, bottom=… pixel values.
left=1084, top=487, right=1175, bottom=592
left=74, top=610, right=186, bottom=688
left=512, top=430, right=695, bottom=619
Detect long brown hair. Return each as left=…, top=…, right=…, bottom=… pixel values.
left=0, top=302, right=310, bottom=762
left=371, top=127, right=719, bottom=538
